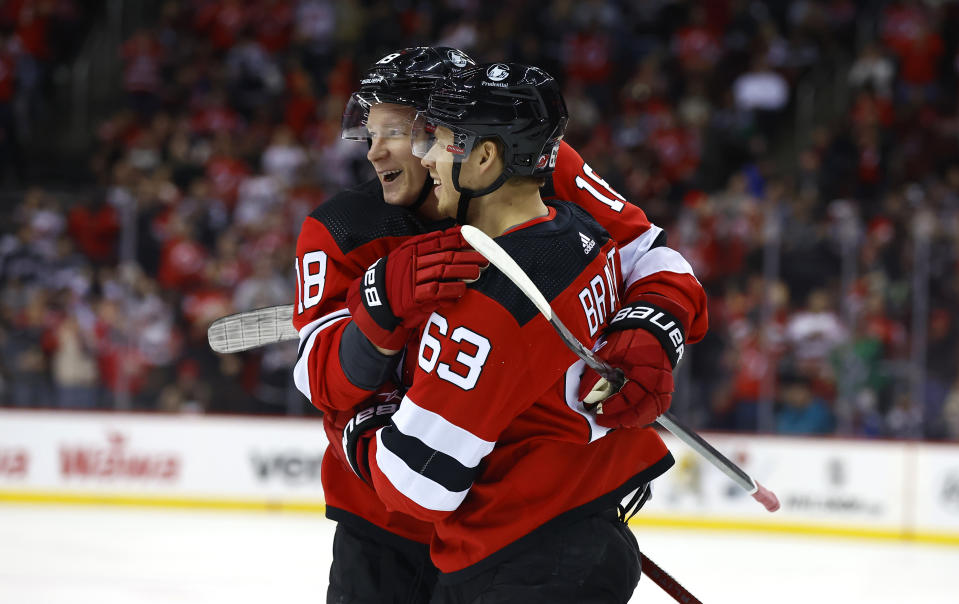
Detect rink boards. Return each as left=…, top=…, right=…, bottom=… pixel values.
left=0, top=409, right=957, bottom=545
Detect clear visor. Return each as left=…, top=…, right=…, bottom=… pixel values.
left=411, top=112, right=479, bottom=162
left=341, top=93, right=417, bottom=141
left=341, top=93, right=372, bottom=140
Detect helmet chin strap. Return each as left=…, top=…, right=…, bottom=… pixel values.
left=409, top=175, right=433, bottom=211
left=450, top=162, right=511, bottom=225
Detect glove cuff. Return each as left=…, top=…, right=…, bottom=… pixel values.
left=347, top=267, right=409, bottom=351
left=607, top=301, right=686, bottom=368
left=359, top=258, right=401, bottom=331
left=342, top=401, right=399, bottom=483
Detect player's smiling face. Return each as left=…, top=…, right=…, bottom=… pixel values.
left=419, top=125, right=466, bottom=219
left=366, top=103, right=428, bottom=206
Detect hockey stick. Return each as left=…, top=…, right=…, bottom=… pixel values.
left=639, top=552, right=703, bottom=604
left=460, top=225, right=780, bottom=513
left=207, top=304, right=298, bottom=353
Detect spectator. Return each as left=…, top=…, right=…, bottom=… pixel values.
left=92, top=297, right=148, bottom=408
left=224, top=27, right=284, bottom=117
left=3, top=294, right=50, bottom=407
left=121, top=29, right=165, bottom=118
left=848, top=42, right=895, bottom=97
left=194, top=0, right=250, bottom=53
left=785, top=288, right=845, bottom=377
left=232, top=256, right=288, bottom=312
left=776, top=370, right=835, bottom=436
left=0, top=31, right=22, bottom=184
left=923, top=309, right=959, bottom=439
left=262, top=125, right=307, bottom=187
left=47, top=314, right=99, bottom=409
left=157, top=358, right=210, bottom=413
left=733, top=55, right=789, bottom=114
left=156, top=215, right=209, bottom=293
left=67, top=196, right=119, bottom=266
left=0, top=223, right=46, bottom=288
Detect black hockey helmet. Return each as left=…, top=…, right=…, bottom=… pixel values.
left=411, top=63, right=568, bottom=223
left=341, top=47, right=475, bottom=141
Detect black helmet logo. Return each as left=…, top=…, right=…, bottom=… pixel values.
left=486, top=64, right=510, bottom=82
left=449, top=50, right=469, bottom=68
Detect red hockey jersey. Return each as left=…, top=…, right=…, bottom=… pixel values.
left=291, top=141, right=707, bottom=545
left=363, top=202, right=674, bottom=577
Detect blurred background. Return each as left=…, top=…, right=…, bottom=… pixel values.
left=0, top=0, right=957, bottom=442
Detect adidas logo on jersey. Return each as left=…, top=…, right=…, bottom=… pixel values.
left=580, top=232, right=595, bottom=254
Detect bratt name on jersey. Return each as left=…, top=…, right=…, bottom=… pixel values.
left=578, top=248, right=620, bottom=337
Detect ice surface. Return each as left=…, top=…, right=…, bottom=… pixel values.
left=0, top=504, right=955, bottom=603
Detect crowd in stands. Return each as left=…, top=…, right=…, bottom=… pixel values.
left=0, top=0, right=94, bottom=184
left=0, top=0, right=957, bottom=441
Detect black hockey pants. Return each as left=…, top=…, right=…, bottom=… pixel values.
left=429, top=508, right=641, bottom=604
left=327, top=522, right=438, bottom=604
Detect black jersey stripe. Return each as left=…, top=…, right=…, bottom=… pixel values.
left=379, top=424, right=478, bottom=493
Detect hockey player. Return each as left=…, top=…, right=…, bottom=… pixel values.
left=296, top=48, right=476, bottom=604
left=332, top=62, right=678, bottom=602
left=292, top=49, right=707, bottom=602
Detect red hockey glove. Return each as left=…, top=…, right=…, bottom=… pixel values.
left=347, top=227, right=488, bottom=351
left=323, top=382, right=405, bottom=484
left=578, top=300, right=686, bottom=429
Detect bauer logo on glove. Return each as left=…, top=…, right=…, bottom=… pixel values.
left=341, top=400, right=400, bottom=482
left=608, top=303, right=685, bottom=368
left=363, top=259, right=385, bottom=307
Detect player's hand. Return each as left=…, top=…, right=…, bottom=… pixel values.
left=579, top=329, right=674, bottom=429
left=578, top=299, right=687, bottom=429
left=347, top=227, right=488, bottom=351
left=324, top=382, right=405, bottom=483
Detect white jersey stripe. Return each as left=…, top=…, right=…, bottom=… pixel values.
left=292, top=309, right=351, bottom=401
left=618, top=225, right=662, bottom=285
left=626, top=246, right=698, bottom=288
left=375, top=429, right=470, bottom=511
left=624, top=224, right=664, bottom=254
left=392, top=396, right=495, bottom=469
left=618, top=224, right=698, bottom=290
left=564, top=359, right=613, bottom=443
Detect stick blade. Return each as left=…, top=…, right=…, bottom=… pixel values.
left=207, top=304, right=298, bottom=353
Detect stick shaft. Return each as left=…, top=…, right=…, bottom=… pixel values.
left=656, top=412, right=756, bottom=493
left=640, top=552, right=703, bottom=604
left=460, top=225, right=765, bottom=499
